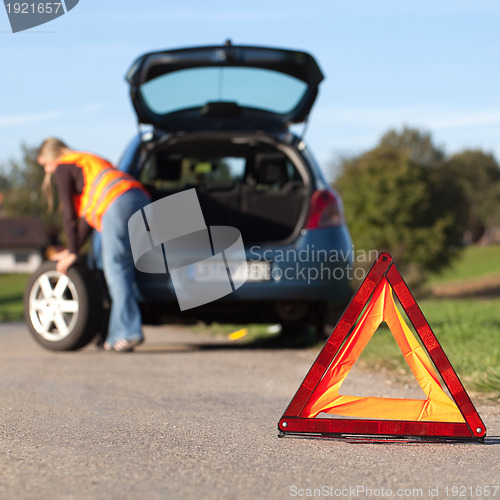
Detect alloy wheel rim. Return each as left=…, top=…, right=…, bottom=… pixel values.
left=28, top=270, right=79, bottom=341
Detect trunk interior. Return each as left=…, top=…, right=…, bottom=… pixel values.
left=138, top=137, right=310, bottom=243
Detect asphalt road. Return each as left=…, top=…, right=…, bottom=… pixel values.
left=0, top=322, right=498, bottom=500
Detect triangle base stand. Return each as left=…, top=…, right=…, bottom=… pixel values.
left=278, top=418, right=484, bottom=443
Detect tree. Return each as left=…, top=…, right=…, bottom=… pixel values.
left=334, top=128, right=465, bottom=282
left=379, top=126, right=445, bottom=167
left=0, top=143, right=61, bottom=232
left=440, top=150, right=500, bottom=243
left=0, top=172, right=11, bottom=191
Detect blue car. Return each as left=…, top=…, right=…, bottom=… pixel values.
left=24, top=42, right=353, bottom=350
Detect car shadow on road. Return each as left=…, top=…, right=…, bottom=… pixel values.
left=134, top=340, right=321, bottom=354
left=129, top=330, right=323, bottom=354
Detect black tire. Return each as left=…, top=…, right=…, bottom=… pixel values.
left=24, top=261, right=104, bottom=351
left=315, top=302, right=348, bottom=341
left=280, top=320, right=309, bottom=338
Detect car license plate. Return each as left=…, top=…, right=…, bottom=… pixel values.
left=192, top=261, right=271, bottom=282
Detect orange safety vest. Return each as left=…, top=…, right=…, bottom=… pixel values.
left=58, top=152, right=150, bottom=231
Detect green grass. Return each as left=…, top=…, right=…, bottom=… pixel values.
left=429, top=245, right=500, bottom=285
left=0, top=273, right=29, bottom=322
left=206, top=297, right=500, bottom=398
left=357, top=298, right=500, bottom=398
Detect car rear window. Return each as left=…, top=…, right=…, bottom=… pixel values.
left=139, top=67, right=308, bottom=116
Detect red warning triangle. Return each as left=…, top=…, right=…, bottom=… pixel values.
left=278, top=253, right=486, bottom=442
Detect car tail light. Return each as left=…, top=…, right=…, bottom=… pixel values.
left=305, top=189, right=344, bottom=229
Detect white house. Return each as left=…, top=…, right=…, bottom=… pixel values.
left=0, top=217, right=48, bottom=274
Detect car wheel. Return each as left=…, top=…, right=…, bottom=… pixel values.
left=280, top=320, right=309, bottom=338
left=316, top=302, right=348, bottom=341
left=24, top=261, right=103, bottom=351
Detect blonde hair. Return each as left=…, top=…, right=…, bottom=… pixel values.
left=38, top=137, right=71, bottom=161
left=42, top=171, right=55, bottom=213
left=38, top=137, right=72, bottom=213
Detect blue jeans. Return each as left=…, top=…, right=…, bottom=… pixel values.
left=100, top=189, right=150, bottom=346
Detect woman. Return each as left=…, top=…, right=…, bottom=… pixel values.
left=37, top=137, right=151, bottom=352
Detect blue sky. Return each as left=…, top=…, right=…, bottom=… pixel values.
left=1, top=0, right=499, bottom=179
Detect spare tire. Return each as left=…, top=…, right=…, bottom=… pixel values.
left=24, top=261, right=104, bottom=351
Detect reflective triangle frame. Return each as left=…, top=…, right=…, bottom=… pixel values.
left=278, top=253, right=486, bottom=442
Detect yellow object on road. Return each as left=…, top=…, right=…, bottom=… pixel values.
left=228, top=328, right=248, bottom=341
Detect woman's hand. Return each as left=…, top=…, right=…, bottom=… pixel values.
left=54, top=250, right=78, bottom=274
left=48, top=247, right=69, bottom=261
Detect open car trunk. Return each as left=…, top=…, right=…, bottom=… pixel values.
left=126, top=43, right=324, bottom=132
left=138, top=136, right=311, bottom=243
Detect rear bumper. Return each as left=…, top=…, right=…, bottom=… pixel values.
left=136, top=225, right=354, bottom=308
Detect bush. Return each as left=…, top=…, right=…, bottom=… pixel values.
left=334, top=129, right=466, bottom=283
left=440, top=150, right=500, bottom=244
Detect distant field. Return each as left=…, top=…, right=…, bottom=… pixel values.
left=0, top=273, right=29, bottom=322
left=357, top=297, right=500, bottom=397
left=429, top=245, right=500, bottom=285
